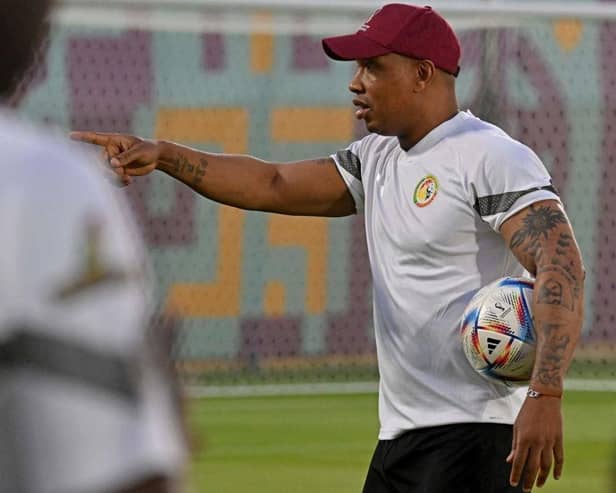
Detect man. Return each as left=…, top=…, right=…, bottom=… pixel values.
left=72, top=4, right=584, bottom=492
left=0, top=1, right=186, bottom=492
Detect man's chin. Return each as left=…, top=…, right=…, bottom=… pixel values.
left=365, top=120, right=380, bottom=134
left=365, top=121, right=392, bottom=136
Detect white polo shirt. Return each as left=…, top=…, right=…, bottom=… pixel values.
left=0, top=113, right=186, bottom=492
left=333, top=110, right=560, bottom=440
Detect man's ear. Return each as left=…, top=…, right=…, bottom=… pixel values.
left=414, top=59, right=436, bottom=92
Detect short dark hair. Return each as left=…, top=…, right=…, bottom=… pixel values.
left=0, top=0, right=52, bottom=99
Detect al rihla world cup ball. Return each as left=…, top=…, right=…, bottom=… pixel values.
left=460, top=277, right=536, bottom=385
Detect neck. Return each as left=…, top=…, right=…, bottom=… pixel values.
left=398, top=100, right=459, bottom=151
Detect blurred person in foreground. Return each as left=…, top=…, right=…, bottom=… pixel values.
left=0, top=1, right=186, bottom=492
left=72, top=4, right=584, bottom=493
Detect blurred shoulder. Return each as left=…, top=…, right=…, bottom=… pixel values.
left=0, top=110, right=144, bottom=268
left=0, top=111, right=107, bottom=193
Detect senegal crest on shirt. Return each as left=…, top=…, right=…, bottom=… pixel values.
left=413, top=175, right=439, bottom=207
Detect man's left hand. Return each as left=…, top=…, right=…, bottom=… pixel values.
left=507, top=396, right=564, bottom=492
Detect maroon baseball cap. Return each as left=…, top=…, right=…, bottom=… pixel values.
left=322, top=4, right=461, bottom=76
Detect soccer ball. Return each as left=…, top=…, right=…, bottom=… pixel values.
left=460, top=277, right=536, bottom=385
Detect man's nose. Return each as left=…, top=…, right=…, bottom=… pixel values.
left=348, top=68, right=364, bottom=94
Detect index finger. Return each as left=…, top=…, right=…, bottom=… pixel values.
left=70, top=131, right=114, bottom=146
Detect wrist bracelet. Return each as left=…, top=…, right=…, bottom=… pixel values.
left=526, top=387, right=562, bottom=399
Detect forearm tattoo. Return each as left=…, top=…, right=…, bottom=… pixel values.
left=169, top=153, right=208, bottom=186
left=533, top=322, right=571, bottom=387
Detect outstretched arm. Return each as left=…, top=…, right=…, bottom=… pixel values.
left=500, top=199, right=585, bottom=492
left=70, top=132, right=356, bottom=217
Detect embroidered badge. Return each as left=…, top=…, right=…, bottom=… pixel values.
left=413, top=175, right=439, bottom=208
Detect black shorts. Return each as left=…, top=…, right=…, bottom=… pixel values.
left=362, top=423, right=524, bottom=493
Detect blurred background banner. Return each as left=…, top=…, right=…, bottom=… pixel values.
left=18, top=0, right=616, bottom=391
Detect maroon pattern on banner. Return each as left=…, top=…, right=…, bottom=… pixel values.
left=325, top=216, right=374, bottom=355
left=68, top=31, right=153, bottom=132
left=240, top=317, right=302, bottom=363
left=203, top=33, right=226, bottom=71
left=461, top=32, right=570, bottom=198
left=128, top=178, right=198, bottom=247
left=594, top=21, right=616, bottom=341
left=292, top=34, right=330, bottom=70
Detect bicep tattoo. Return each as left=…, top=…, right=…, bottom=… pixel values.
left=509, top=204, right=582, bottom=312
left=509, top=204, right=567, bottom=265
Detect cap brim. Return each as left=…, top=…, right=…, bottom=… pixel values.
left=322, top=33, right=391, bottom=61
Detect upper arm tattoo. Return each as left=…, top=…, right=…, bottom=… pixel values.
left=509, top=204, right=567, bottom=265
left=507, top=203, right=582, bottom=312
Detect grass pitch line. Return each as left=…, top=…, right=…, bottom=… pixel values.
left=186, top=378, right=616, bottom=398
left=186, top=381, right=378, bottom=398
left=565, top=378, right=616, bottom=392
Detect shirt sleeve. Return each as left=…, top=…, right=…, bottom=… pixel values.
left=330, top=136, right=370, bottom=213
left=467, top=139, right=561, bottom=232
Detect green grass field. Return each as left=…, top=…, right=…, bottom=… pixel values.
left=189, top=391, right=616, bottom=493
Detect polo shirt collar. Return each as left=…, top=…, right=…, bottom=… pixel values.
left=405, top=110, right=471, bottom=156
